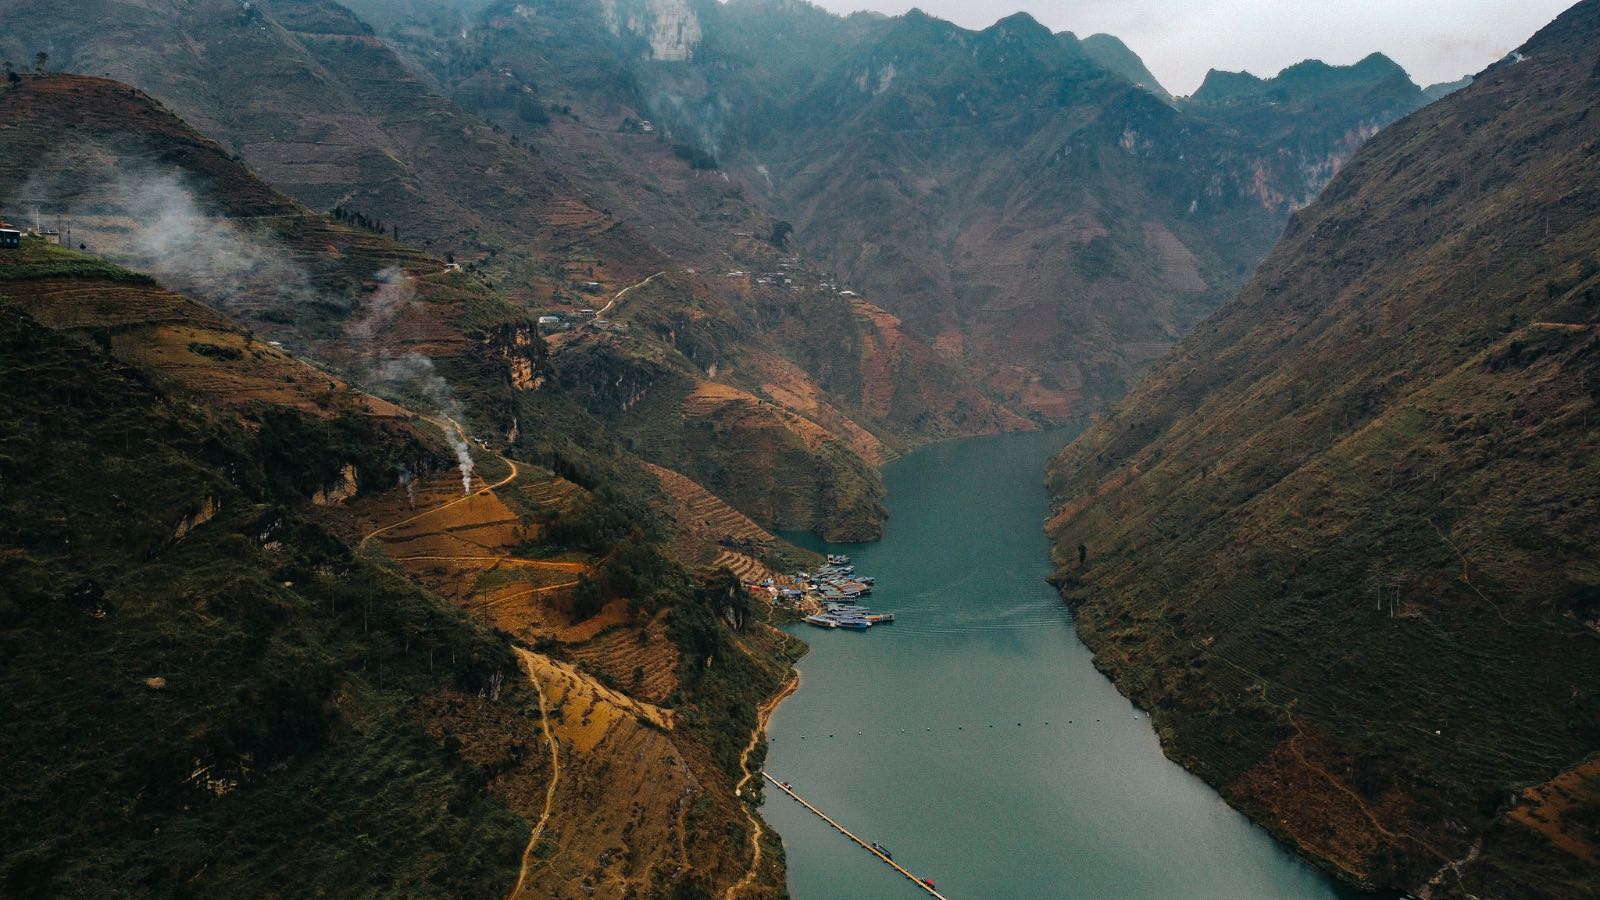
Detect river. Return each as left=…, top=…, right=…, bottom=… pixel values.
left=765, top=428, right=1350, bottom=899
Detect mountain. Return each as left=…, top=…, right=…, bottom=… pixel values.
left=0, top=0, right=1571, bottom=894
left=1046, top=4, right=1600, bottom=896
left=310, top=0, right=1439, bottom=425
left=728, top=18, right=1431, bottom=420
left=1422, top=74, right=1474, bottom=103
left=1189, top=51, right=1413, bottom=105
left=1080, top=32, right=1171, bottom=100
left=0, top=236, right=541, bottom=898
left=0, top=74, right=805, bottom=897
left=3, top=0, right=1443, bottom=483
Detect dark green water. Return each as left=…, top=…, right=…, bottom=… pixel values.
left=766, top=429, right=1347, bottom=899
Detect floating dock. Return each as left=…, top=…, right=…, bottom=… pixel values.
left=763, top=772, right=949, bottom=899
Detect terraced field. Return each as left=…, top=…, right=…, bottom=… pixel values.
left=562, top=610, right=681, bottom=704
left=511, top=652, right=702, bottom=899
left=1, top=269, right=408, bottom=420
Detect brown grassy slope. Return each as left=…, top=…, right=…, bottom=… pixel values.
left=0, top=0, right=664, bottom=283
left=2, top=1, right=1019, bottom=455
left=0, top=74, right=547, bottom=432
left=725, top=11, right=1428, bottom=422
left=0, top=69, right=903, bottom=538
left=0, top=76, right=798, bottom=896
left=0, top=239, right=552, bottom=896
left=1047, top=4, right=1600, bottom=896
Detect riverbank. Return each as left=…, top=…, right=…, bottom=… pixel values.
left=726, top=655, right=801, bottom=900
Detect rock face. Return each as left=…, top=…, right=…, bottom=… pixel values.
left=1047, top=4, right=1600, bottom=896
left=598, top=0, right=702, bottom=60
left=291, top=0, right=1445, bottom=427
left=171, top=495, right=221, bottom=542
left=310, top=464, right=359, bottom=506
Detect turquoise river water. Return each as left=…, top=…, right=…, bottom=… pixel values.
left=765, top=429, right=1352, bottom=899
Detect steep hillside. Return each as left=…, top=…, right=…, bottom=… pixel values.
left=738, top=13, right=1432, bottom=421
left=0, top=5, right=1022, bottom=541
left=324, top=0, right=1438, bottom=427
left=0, top=241, right=542, bottom=896
left=0, top=75, right=808, bottom=897
left=1047, top=5, right=1600, bottom=896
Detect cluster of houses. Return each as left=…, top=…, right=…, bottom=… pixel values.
left=0, top=209, right=60, bottom=250
left=720, top=255, right=860, bottom=297
left=536, top=306, right=628, bottom=334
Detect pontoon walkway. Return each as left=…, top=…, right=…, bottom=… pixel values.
left=762, top=772, right=949, bottom=898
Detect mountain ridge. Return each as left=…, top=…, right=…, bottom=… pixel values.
left=1046, top=3, right=1600, bottom=895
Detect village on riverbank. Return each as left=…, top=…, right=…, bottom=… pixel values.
left=745, top=554, right=897, bottom=631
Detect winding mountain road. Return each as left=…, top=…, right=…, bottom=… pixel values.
left=596, top=271, right=666, bottom=318
left=508, top=648, right=562, bottom=900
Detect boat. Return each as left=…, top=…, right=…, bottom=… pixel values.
left=866, top=613, right=895, bottom=624
left=803, top=614, right=839, bottom=629
left=831, top=617, right=872, bottom=630
left=870, top=841, right=893, bottom=860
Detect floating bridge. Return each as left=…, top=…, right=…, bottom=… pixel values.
left=762, top=772, right=949, bottom=899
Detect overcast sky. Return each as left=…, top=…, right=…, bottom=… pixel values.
left=805, top=1, right=1574, bottom=95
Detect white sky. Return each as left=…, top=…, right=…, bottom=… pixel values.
left=805, top=0, right=1576, bottom=95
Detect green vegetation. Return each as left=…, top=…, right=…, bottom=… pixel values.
left=0, top=304, right=531, bottom=895
left=0, top=255, right=156, bottom=284
left=669, top=572, right=792, bottom=776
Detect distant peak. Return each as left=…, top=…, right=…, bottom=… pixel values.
left=1080, top=32, right=1171, bottom=100
left=988, top=10, right=1044, bottom=30
left=1192, top=52, right=1416, bottom=105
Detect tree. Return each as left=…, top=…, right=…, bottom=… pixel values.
left=516, top=96, right=550, bottom=125
left=3, top=61, right=17, bottom=85
left=768, top=220, right=793, bottom=248
left=33, top=52, right=48, bottom=75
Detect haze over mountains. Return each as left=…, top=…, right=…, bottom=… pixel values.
left=0, top=0, right=1593, bottom=897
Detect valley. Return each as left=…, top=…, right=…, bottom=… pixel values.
left=0, top=1, right=1595, bottom=898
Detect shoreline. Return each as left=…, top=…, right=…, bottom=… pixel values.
left=726, top=664, right=803, bottom=899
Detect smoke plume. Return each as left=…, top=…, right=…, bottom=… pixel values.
left=349, top=268, right=475, bottom=494
left=371, top=353, right=476, bottom=494
left=6, top=161, right=479, bottom=494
